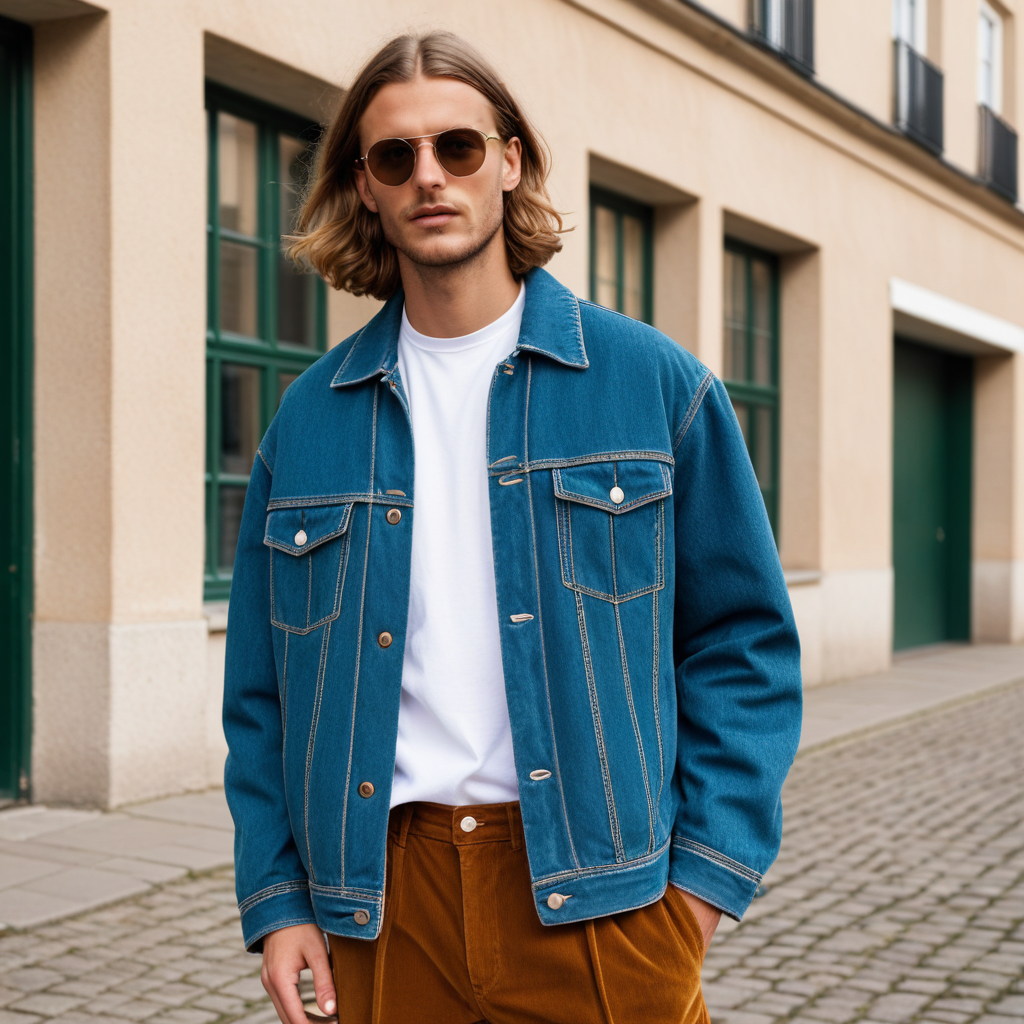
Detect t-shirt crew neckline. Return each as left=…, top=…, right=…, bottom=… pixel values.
left=399, top=282, right=526, bottom=354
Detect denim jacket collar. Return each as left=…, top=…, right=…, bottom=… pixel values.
left=330, top=267, right=589, bottom=389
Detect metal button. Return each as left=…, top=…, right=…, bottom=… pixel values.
left=378, top=631, right=393, bottom=648
left=547, top=893, right=568, bottom=910
left=294, top=529, right=308, bottom=546
left=609, top=486, right=624, bottom=505
left=529, top=769, right=552, bottom=781
left=386, top=508, right=402, bottom=525
left=353, top=909, right=370, bottom=926
left=460, top=816, right=478, bottom=833
left=358, top=781, right=374, bottom=798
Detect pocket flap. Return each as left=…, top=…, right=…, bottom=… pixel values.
left=553, top=459, right=672, bottom=513
left=264, top=503, right=354, bottom=555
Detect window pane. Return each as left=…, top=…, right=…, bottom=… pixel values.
left=594, top=205, right=618, bottom=311
left=752, top=259, right=773, bottom=386
left=978, top=12, right=996, bottom=108
left=895, top=0, right=924, bottom=49
left=278, top=370, right=299, bottom=406
left=278, top=135, right=317, bottom=347
left=221, top=363, right=262, bottom=474
left=220, top=240, right=259, bottom=336
left=277, top=269, right=316, bottom=346
left=621, top=214, right=645, bottom=320
left=767, top=0, right=783, bottom=46
left=723, top=250, right=748, bottom=381
left=732, top=399, right=750, bottom=447
left=279, top=135, right=310, bottom=235
left=754, top=404, right=774, bottom=488
left=218, top=485, right=247, bottom=572
left=218, top=113, right=258, bottom=236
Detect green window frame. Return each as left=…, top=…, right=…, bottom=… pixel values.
left=589, top=186, right=654, bottom=324
left=722, top=239, right=780, bottom=536
left=205, top=83, right=327, bottom=601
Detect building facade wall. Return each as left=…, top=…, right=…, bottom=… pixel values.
left=4, top=0, right=1024, bottom=806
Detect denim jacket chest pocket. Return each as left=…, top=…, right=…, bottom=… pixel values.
left=553, top=459, right=671, bottom=603
left=264, top=502, right=355, bottom=633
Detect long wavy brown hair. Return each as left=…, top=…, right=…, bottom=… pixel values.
left=285, top=31, right=566, bottom=300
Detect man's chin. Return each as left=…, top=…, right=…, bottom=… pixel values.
left=398, top=238, right=487, bottom=270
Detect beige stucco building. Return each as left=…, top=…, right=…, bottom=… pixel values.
left=0, top=0, right=1021, bottom=808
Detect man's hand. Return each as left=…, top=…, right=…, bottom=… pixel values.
left=678, top=891, right=722, bottom=954
left=262, top=924, right=336, bottom=1024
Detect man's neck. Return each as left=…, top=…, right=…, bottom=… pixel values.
left=399, top=231, right=521, bottom=339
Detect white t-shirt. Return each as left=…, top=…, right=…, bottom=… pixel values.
left=390, top=284, right=526, bottom=808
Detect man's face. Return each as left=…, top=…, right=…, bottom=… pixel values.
left=354, top=75, right=522, bottom=270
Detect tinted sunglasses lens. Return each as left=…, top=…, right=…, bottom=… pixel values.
left=435, top=129, right=488, bottom=176
left=366, top=138, right=416, bottom=185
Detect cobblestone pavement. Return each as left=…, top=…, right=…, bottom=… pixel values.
left=0, top=684, right=1021, bottom=1024
left=0, top=871, right=277, bottom=1024
left=704, top=683, right=1024, bottom=1024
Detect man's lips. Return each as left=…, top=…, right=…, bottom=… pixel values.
left=409, top=206, right=457, bottom=228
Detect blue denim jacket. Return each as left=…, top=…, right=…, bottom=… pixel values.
left=223, top=267, right=802, bottom=952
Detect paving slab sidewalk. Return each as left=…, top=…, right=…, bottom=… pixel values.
left=0, top=791, right=233, bottom=930
left=799, top=642, right=1024, bottom=752
left=3, top=642, right=1022, bottom=932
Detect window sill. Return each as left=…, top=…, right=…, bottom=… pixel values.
left=205, top=601, right=229, bottom=634
left=784, top=570, right=822, bottom=587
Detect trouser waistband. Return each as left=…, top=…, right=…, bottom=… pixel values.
left=387, top=800, right=524, bottom=850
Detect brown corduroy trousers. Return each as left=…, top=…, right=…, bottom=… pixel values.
left=327, top=801, right=710, bottom=1024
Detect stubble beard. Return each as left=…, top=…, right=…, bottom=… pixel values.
left=379, top=189, right=505, bottom=273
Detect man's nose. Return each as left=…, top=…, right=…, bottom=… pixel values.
left=409, top=141, right=447, bottom=189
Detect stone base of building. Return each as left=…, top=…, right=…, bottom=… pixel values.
left=33, top=619, right=211, bottom=808
left=788, top=569, right=894, bottom=687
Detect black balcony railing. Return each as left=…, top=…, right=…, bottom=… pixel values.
left=979, top=105, right=1019, bottom=203
left=750, top=0, right=815, bottom=75
left=894, top=40, right=944, bottom=155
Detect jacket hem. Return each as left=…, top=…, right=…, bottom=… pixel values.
left=529, top=842, right=674, bottom=927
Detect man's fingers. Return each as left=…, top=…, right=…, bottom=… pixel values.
left=305, top=937, right=337, bottom=1016
left=261, top=972, right=290, bottom=1024
left=269, top=968, right=309, bottom=1024
left=261, top=924, right=334, bottom=1024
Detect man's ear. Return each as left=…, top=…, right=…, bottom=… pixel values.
left=353, top=168, right=380, bottom=213
left=502, top=137, right=522, bottom=193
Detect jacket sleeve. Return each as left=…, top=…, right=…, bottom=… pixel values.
left=667, top=374, right=803, bottom=920
left=223, top=444, right=318, bottom=952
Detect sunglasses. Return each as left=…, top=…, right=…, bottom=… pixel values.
left=356, top=127, right=502, bottom=187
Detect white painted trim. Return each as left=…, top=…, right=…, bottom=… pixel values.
left=890, top=278, right=1024, bottom=353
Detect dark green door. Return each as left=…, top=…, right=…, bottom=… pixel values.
left=1, top=16, right=32, bottom=803
left=893, top=339, right=972, bottom=650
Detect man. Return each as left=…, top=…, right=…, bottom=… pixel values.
left=223, top=30, right=802, bottom=1024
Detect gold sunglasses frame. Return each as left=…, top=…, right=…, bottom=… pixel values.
left=355, top=127, right=502, bottom=185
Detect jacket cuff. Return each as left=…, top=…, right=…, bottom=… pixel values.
left=669, top=837, right=761, bottom=921
left=239, top=880, right=318, bottom=953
